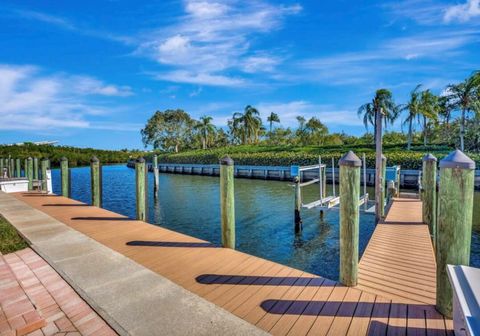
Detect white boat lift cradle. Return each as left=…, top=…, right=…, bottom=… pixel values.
left=291, top=154, right=370, bottom=212
left=290, top=155, right=401, bottom=215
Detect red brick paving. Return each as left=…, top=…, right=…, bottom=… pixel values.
left=0, top=248, right=117, bottom=336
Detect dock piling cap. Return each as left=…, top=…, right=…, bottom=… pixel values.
left=220, top=155, right=234, bottom=166
left=339, top=151, right=362, bottom=167
left=439, top=149, right=475, bottom=170
left=60, top=157, right=67, bottom=162
left=422, top=153, right=437, bottom=162
left=136, top=157, right=145, bottom=163
left=90, top=156, right=99, bottom=163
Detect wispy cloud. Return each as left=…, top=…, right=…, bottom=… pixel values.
left=256, top=101, right=363, bottom=127
left=10, top=8, right=134, bottom=44
left=301, top=30, right=479, bottom=85
left=0, top=64, right=135, bottom=131
left=137, top=0, right=301, bottom=86
left=385, top=0, right=480, bottom=25
left=444, top=0, right=480, bottom=23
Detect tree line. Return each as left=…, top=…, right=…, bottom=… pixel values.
left=141, top=71, right=480, bottom=153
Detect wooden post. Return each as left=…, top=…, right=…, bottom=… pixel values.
left=9, top=157, right=14, bottom=178
left=15, top=158, right=21, bottom=177
left=27, top=157, right=33, bottom=190
left=0, top=158, right=3, bottom=178
left=422, top=154, right=437, bottom=243
left=436, top=150, right=475, bottom=318
left=294, top=176, right=302, bottom=233
left=135, top=157, right=148, bottom=221
left=374, top=108, right=383, bottom=224
left=33, top=157, right=38, bottom=180
left=339, top=151, right=361, bottom=286
left=90, top=156, right=102, bottom=207
left=220, top=156, right=235, bottom=248
left=41, top=158, right=49, bottom=191
left=60, top=157, right=70, bottom=197
left=24, top=158, right=28, bottom=179
left=153, top=155, right=159, bottom=198
left=380, top=154, right=386, bottom=218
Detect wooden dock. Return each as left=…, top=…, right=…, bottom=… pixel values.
left=10, top=192, right=452, bottom=335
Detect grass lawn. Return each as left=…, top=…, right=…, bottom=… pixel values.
left=0, top=215, right=28, bottom=254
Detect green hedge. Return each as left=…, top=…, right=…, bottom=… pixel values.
left=154, top=145, right=479, bottom=170
left=0, top=144, right=144, bottom=167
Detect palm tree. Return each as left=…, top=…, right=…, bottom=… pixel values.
left=402, top=85, right=422, bottom=150
left=446, top=71, right=480, bottom=150
left=194, top=116, right=216, bottom=149
left=358, top=89, right=400, bottom=140
left=418, top=90, right=438, bottom=146
left=267, top=112, right=280, bottom=134
left=231, top=105, right=262, bottom=144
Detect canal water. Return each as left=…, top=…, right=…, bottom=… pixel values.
left=51, top=164, right=480, bottom=281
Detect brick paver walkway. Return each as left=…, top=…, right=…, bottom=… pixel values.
left=0, top=248, right=117, bottom=336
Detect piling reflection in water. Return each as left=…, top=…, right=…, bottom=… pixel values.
left=51, top=164, right=480, bottom=280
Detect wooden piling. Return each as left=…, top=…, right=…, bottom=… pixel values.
left=9, top=157, right=14, bottom=178
left=60, top=157, right=70, bottom=197
left=294, top=176, right=302, bottom=233
left=380, top=154, right=387, bottom=218
left=374, top=108, right=383, bottom=224
left=0, top=158, right=3, bottom=178
left=41, top=158, right=49, bottom=191
left=15, top=158, right=21, bottom=177
left=33, top=157, right=38, bottom=180
left=153, top=155, right=159, bottom=198
left=339, top=151, right=361, bottom=286
left=90, top=156, right=102, bottom=207
left=436, top=150, right=475, bottom=318
left=24, top=158, right=28, bottom=179
left=220, top=156, right=235, bottom=248
left=27, top=157, right=33, bottom=190
left=422, top=154, right=437, bottom=242
left=135, top=157, right=148, bottom=221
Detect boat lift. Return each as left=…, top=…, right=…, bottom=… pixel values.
left=291, top=155, right=370, bottom=213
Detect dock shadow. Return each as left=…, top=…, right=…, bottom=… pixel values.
left=196, top=275, right=328, bottom=286
left=43, top=204, right=90, bottom=207
left=260, top=300, right=439, bottom=318
left=71, top=216, right=132, bottom=221
left=126, top=240, right=217, bottom=248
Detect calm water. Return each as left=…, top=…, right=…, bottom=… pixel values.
left=51, top=165, right=480, bottom=280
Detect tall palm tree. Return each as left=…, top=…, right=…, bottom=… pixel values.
left=232, top=105, right=262, bottom=144
left=358, top=89, right=400, bottom=140
left=194, top=116, right=216, bottom=149
left=267, top=112, right=280, bottom=134
left=446, top=71, right=480, bottom=150
left=418, top=90, right=438, bottom=146
left=402, top=85, right=422, bottom=150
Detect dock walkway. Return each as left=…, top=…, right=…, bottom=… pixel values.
left=3, top=192, right=452, bottom=335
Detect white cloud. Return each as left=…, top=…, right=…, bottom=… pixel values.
left=155, top=70, right=245, bottom=87
left=72, top=76, right=133, bottom=96
left=444, top=0, right=480, bottom=23
left=301, top=30, right=479, bottom=85
left=0, top=64, right=133, bottom=131
left=256, top=101, right=363, bottom=127
left=138, top=0, right=301, bottom=85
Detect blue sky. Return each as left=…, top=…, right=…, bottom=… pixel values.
left=0, top=0, right=479, bottom=149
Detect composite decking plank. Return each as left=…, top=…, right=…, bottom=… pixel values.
left=10, top=193, right=452, bottom=336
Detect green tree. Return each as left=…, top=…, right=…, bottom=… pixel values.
left=194, top=116, right=216, bottom=150
left=418, top=90, right=438, bottom=146
left=141, top=109, right=194, bottom=152
left=305, top=117, right=328, bottom=145
left=231, top=105, right=263, bottom=144
left=357, top=89, right=400, bottom=140
left=295, top=116, right=308, bottom=145
left=402, top=85, right=422, bottom=150
left=267, top=112, right=280, bottom=134
left=446, top=71, right=480, bottom=150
